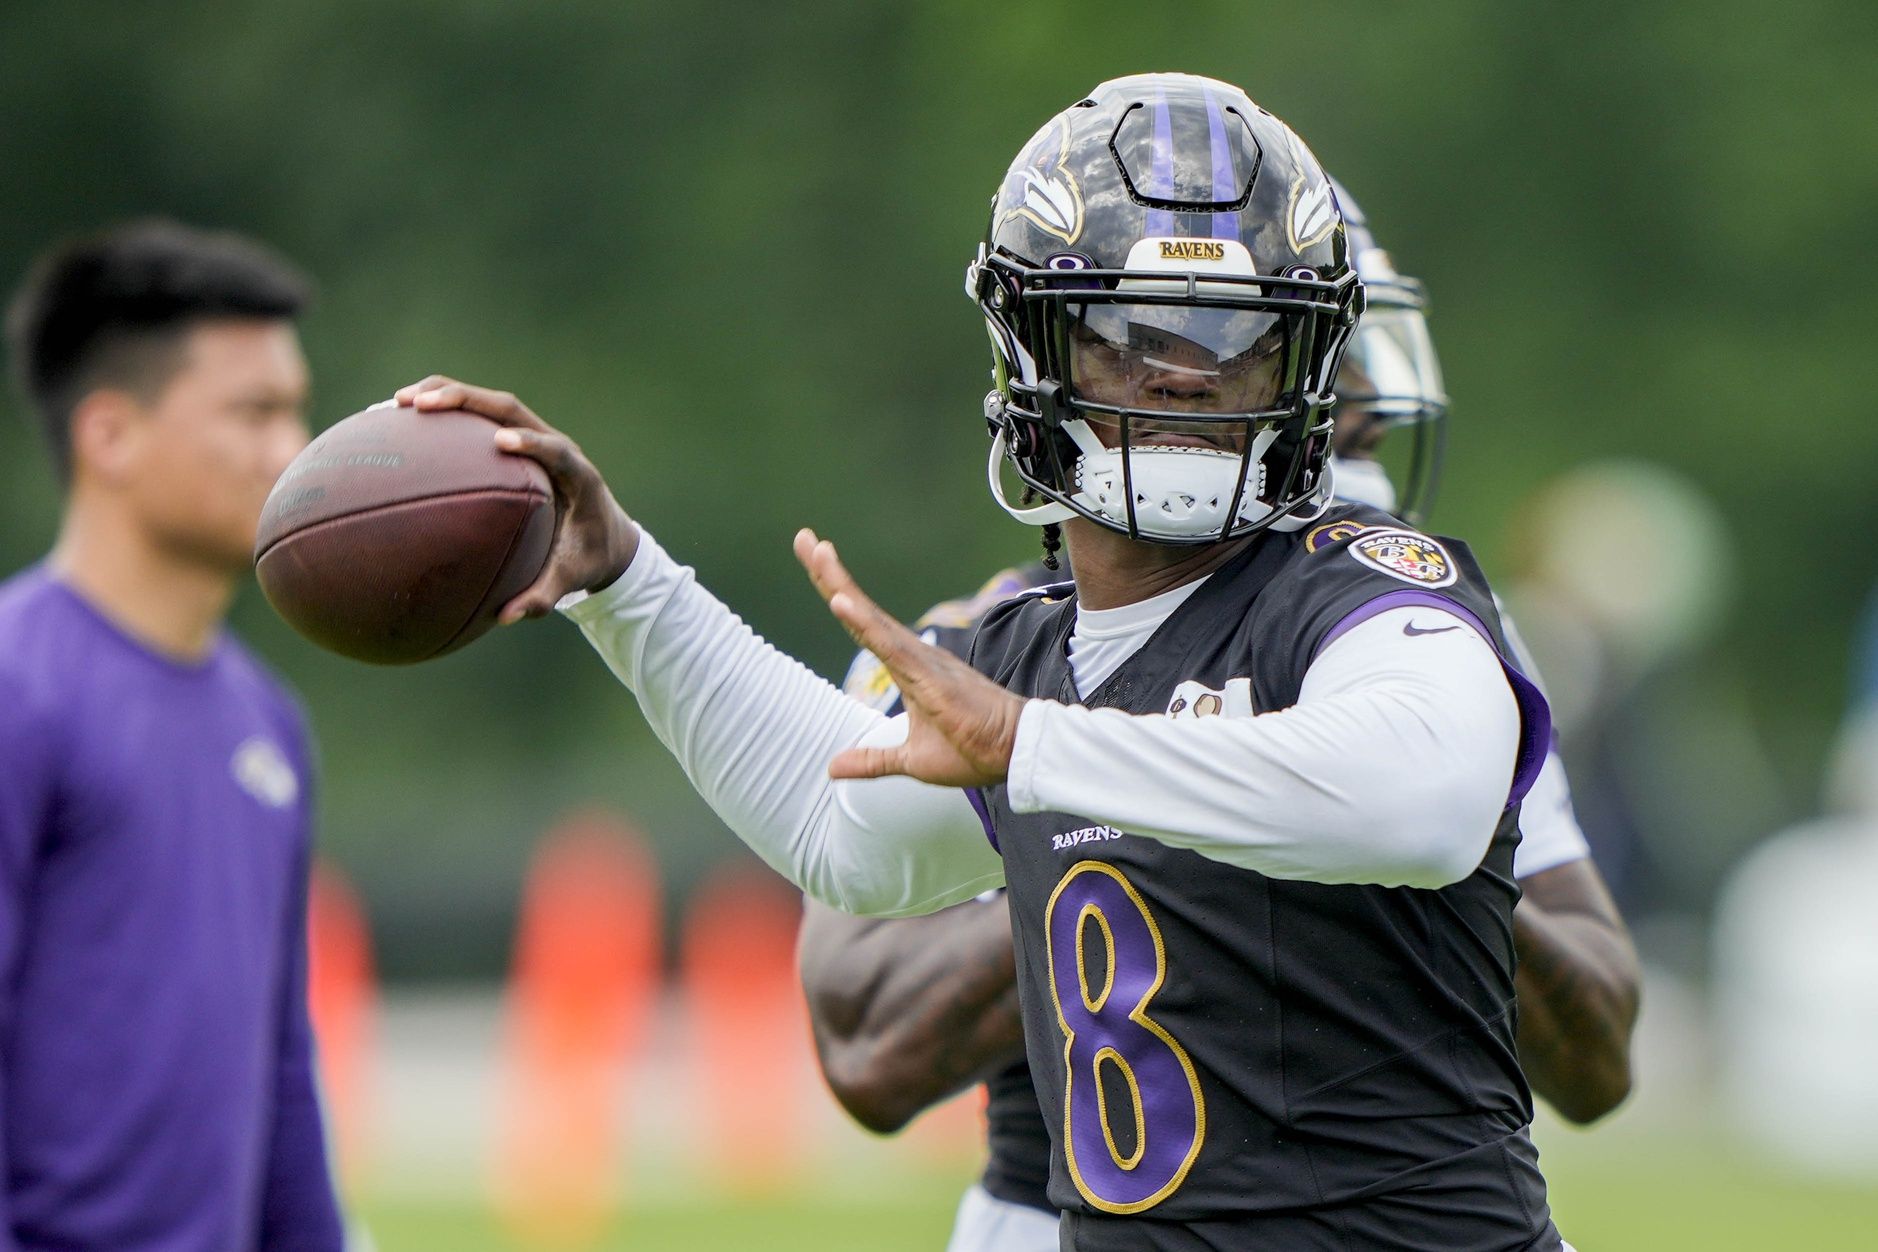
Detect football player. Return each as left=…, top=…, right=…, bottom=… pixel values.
left=404, top=73, right=1569, bottom=1249
left=796, top=182, right=1639, bottom=1251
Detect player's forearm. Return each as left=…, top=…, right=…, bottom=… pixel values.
left=1513, top=865, right=1640, bottom=1123
left=1008, top=610, right=1522, bottom=888
left=565, top=532, right=1001, bottom=915
left=800, top=900, right=1024, bottom=1133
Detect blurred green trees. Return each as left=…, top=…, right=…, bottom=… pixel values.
left=3, top=1, right=1873, bottom=975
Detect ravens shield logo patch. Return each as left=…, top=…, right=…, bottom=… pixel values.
left=1348, top=529, right=1457, bottom=587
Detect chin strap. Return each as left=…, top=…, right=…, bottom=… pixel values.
left=1267, top=459, right=1335, bottom=533
left=987, top=429, right=1075, bottom=527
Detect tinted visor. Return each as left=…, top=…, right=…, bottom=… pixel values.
left=1066, top=300, right=1295, bottom=415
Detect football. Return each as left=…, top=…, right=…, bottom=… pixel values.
left=254, top=402, right=554, bottom=664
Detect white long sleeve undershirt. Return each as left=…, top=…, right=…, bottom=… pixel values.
left=563, top=530, right=1522, bottom=915
left=562, top=534, right=1001, bottom=918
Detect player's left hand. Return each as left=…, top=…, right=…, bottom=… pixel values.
left=795, top=530, right=1024, bottom=789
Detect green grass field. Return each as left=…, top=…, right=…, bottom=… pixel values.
left=356, top=1129, right=1878, bottom=1251
left=1540, top=1134, right=1878, bottom=1250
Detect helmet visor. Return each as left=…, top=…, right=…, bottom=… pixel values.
left=1065, top=300, right=1295, bottom=416
left=1334, top=304, right=1445, bottom=426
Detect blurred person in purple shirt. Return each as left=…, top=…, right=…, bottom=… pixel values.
left=0, top=222, right=343, bottom=1250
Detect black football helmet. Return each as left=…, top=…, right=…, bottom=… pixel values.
left=967, top=73, right=1363, bottom=545
left=1328, top=178, right=1449, bottom=522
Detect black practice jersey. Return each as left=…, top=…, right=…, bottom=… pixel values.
left=966, top=505, right=1560, bottom=1251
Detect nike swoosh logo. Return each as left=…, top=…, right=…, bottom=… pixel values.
left=1403, top=621, right=1460, bottom=637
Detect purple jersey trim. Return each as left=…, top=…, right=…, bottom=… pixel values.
left=966, top=786, right=999, bottom=852
left=1314, top=589, right=1552, bottom=808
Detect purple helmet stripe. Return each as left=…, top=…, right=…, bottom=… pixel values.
left=1144, top=85, right=1177, bottom=237
left=1201, top=83, right=1241, bottom=242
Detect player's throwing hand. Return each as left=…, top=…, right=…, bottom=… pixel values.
left=396, top=375, right=642, bottom=622
left=794, top=529, right=1024, bottom=789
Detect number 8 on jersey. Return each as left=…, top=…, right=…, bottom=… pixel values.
left=1046, top=861, right=1206, bottom=1213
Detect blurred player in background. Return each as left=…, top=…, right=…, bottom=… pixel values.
left=796, top=181, right=1641, bottom=1249
left=0, top=222, right=343, bottom=1250
left=406, top=73, right=1574, bottom=1249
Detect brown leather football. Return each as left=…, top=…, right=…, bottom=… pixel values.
left=254, top=403, right=554, bottom=664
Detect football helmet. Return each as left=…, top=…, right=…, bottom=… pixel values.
left=968, top=73, right=1363, bottom=545
left=1329, top=178, right=1449, bottom=522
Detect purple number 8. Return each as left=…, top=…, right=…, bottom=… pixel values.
left=1046, top=860, right=1205, bottom=1213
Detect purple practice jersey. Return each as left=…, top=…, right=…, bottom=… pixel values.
left=0, top=568, right=342, bottom=1251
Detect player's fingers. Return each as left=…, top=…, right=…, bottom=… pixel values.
left=493, top=431, right=587, bottom=624
left=497, top=584, right=560, bottom=626
left=791, top=533, right=936, bottom=700
left=795, top=532, right=882, bottom=624
left=493, top=427, right=582, bottom=483
left=827, top=743, right=906, bottom=781
left=793, top=531, right=860, bottom=621
left=499, top=527, right=598, bottom=622
left=792, top=528, right=822, bottom=587
left=499, top=517, right=605, bottom=622
left=408, top=380, right=551, bottom=432
left=455, top=387, right=541, bottom=429
left=794, top=535, right=927, bottom=671
left=405, top=382, right=471, bottom=412
left=827, top=585, right=925, bottom=675
left=793, top=528, right=847, bottom=605
left=394, top=375, right=459, bottom=404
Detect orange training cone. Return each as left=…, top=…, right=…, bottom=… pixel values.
left=307, top=859, right=377, bottom=1190
left=680, top=861, right=814, bottom=1192
left=492, top=813, right=661, bottom=1248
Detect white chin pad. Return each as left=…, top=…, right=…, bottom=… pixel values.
left=1067, top=421, right=1277, bottom=540
left=987, top=429, right=1075, bottom=527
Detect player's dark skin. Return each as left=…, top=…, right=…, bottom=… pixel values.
left=799, top=410, right=1640, bottom=1132
left=799, top=895, right=1024, bottom=1134
left=1511, top=859, right=1640, bottom=1122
